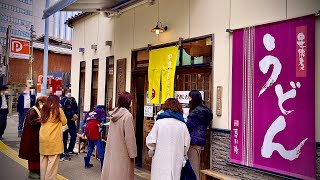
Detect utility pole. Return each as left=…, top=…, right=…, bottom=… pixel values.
left=41, top=0, right=50, bottom=95
left=28, top=25, right=36, bottom=83
left=4, top=25, right=11, bottom=85
left=5, top=25, right=12, bottom=115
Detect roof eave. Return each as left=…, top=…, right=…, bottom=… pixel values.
left=65, top=12, right=92, bottom=28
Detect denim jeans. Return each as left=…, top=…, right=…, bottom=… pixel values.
left=18, top=109, right=29, bottom=135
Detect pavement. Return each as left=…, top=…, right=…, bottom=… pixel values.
left=0, top=113, right=150, bottom=180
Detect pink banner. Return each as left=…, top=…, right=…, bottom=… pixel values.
left=231, top=15, right=315, bottom=179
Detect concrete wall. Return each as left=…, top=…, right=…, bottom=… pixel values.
left=211, top=131, right=320, bottom=179
left=70, top=0, right=320, bottom=138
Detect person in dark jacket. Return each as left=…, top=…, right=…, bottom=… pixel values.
left=19, top=96, right=47, bottom=179
left=17, top=86, right=36, bottom=137
left=60, top=92, right=79, bottom=159
left=186, top=90, right=213, bottom=180
left=0, top=85, right=9, bottom=140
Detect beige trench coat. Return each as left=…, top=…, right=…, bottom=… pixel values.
left=101, top=108, right=137, bottom=180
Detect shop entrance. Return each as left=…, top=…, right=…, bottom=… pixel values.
left=132, top=74, right=147, bottom=168
left=131, top=35, right=213, bottom=171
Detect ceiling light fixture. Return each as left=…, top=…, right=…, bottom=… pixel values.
left=151, top=21, right=167, bottom=34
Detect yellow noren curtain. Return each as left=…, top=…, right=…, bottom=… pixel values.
left=148, top=46, right=179, bottom=104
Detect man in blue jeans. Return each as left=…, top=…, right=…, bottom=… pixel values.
left=17, top=87, right=35, bottom=137
left=60, top=92, right=79, bottom=161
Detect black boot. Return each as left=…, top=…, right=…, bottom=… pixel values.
left=84, top=156, right=93, bottom=168
left=28, top=170, right=40, bottom=179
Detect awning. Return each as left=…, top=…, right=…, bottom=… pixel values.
left=42, top=0, right=77, bottom=19
left=42, top=0, right=135, bottom=19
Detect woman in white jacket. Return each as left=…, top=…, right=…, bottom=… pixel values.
left=146, top=98, right=190, bottom=180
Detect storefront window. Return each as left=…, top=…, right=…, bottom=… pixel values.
left=91, top=59, right=99, bottom=109
left=105, top=57, right=114, bottom=112
left=178, top=37, right=212, bottom=66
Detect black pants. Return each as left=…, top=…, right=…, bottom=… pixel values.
left=63, top=121, right=77, bottom=153
left=0, top=109, right=8, bottom=138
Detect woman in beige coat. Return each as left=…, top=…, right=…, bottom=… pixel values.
left=101, top=92, right=137, bottom=180
left=39, top=95, right=67, bottom=180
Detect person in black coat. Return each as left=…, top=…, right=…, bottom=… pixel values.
left=0, top=85, right=9, bottom=140
left=19, top=96, right=47, bottom=179
left=186, top=90, right=213, bottom=180
left=17, top=86, right=35, bottom=137
left=60, top=92, right=79, bottom=159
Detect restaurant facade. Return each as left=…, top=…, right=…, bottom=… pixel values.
left=67, top=0, right=320, bottom=179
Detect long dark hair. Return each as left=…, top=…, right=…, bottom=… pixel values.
left=117, top=92, right=132, bottom=110
left=189, top=90, right=203, bottom=111
left=41, top=95, right=61, bottom=123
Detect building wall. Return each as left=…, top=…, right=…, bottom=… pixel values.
left=70, top=0, right=320, bottom=141
left=9, top=49, right=71, bottom=84
left=71, top=13, right=114, bottom=111
left=32, top=0, right=54, bottom=37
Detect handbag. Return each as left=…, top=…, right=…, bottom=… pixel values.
left=180, top=159, right=197, bottom=180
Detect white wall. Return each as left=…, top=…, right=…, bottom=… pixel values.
left=71, top=0, right=320, bottom=141
left=71, top=13, right=114, bottom=111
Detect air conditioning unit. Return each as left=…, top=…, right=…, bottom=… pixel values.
left=105, top=41, right=112, bottom=46
left=91, top=44, right=97, bottom=50
left=79, top=48, right=85, bottom=53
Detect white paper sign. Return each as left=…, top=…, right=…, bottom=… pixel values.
left=144, top=105, right=153, bottom=117
left=182, top=108, right=189, bottom=121
left=175, top=91, right=204, bottom=104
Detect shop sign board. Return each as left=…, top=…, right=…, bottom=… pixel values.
left=116, top=59, right=126, bottom=103
left=231, top=15, right=315, bottom=179
left=144, top=105, right=153, bottom=117
left=175, top=91, right=204, bottom=120
left=175, top=91, right=204, bottom=104
left=10, top=37, right=30, bottom=60
left=36, top=72, right=63, bottom=97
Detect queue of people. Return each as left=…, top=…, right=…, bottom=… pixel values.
left=14, top=89, right=211, bottom=180
left=17, top=92, right=77, bottom=180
